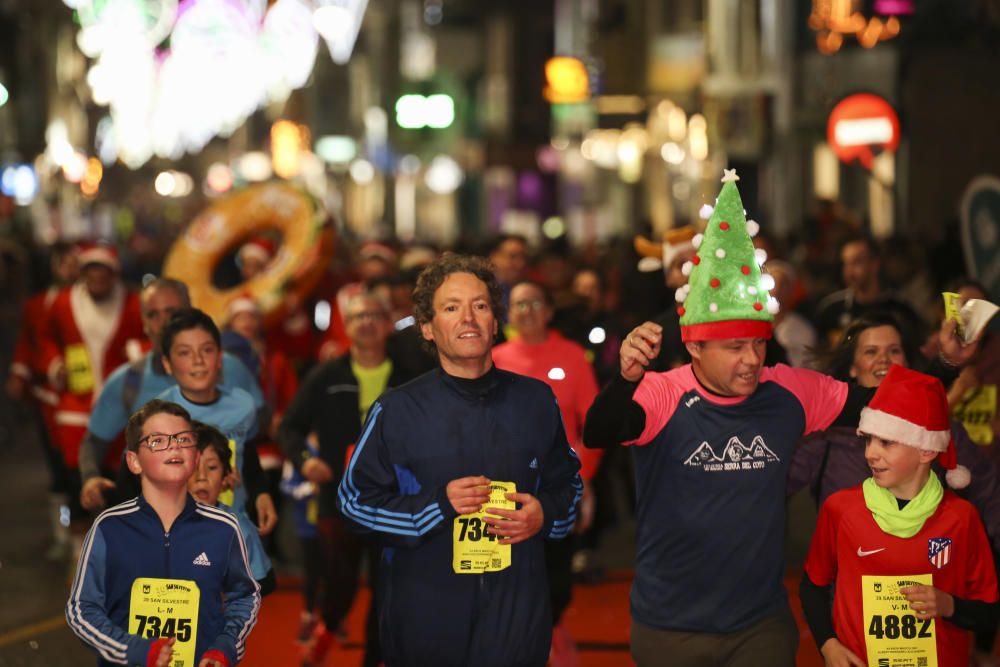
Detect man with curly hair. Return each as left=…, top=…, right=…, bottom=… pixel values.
left=338, top=253, right=582, bottom=667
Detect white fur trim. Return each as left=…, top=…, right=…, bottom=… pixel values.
left=858, top=407, right=950, bottom=452
left=946, top=465, right=971, bottom=489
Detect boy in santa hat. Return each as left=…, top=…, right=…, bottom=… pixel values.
left=802, top=364, right=999, bottom=667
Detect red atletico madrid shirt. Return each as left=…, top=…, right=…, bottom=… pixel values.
left=805, top=486, right=998, bottom=667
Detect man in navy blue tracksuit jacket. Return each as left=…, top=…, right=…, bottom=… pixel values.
left=338, top=255, right=582, bottom=667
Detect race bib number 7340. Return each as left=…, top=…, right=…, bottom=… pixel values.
left=128, top=578, right=200, bottom=667
left=453, top=481, right=516, bottom=574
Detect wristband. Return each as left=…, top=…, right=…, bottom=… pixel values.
left=146, top=638, right=170, bottom=667
left=201, top=649, right=230, bottom=667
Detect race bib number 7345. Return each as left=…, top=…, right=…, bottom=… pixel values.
left=129, top=578, right=200, bottom=667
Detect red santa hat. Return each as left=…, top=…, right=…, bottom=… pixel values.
left=78, top=241, right=120, bottom=272
left=225, top=294, right=260, bottom=322
left=238, top=238, right=275, bottom=265
left=858, top=364, right=970, bottom=489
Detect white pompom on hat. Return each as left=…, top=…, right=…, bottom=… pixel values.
left=858, top=364, right=969, bottom=489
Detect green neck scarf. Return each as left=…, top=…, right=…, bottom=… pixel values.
left=862, top=473, right=943, bottom=539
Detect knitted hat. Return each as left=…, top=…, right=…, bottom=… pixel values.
left=634, top=226, right=696, bottom=273
left=78, top=242, right=120, bottom=272
left=858, top=364, right=969, bottom=489
left=677, top=170, right=774, bottom=341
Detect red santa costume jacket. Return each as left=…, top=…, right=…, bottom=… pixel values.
left=10, top=289, right=62, bottom=427
left=39, top=282, right=143, bottom=468
left=805, top=485, right=998, bottom=667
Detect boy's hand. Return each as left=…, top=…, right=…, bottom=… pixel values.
left=81, top=477, right=116, bottom=511
left=255, top=493, right=277, bottom=535
left=225, top=469, right=242, bottom=490
left=148, top=637, right=175, bottom=667
left=620, top=322, right=662, bottom=382
left=198, top=649, right=230, bottom=667
left=819, top=637, right=865, bottom=667
left=901, top=584, right=954, bottom=618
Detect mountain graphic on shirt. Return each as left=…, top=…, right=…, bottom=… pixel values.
left=684, top=436, right=779, bottom=466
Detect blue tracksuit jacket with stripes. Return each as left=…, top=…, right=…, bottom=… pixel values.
left=66, top=495, right=260, bottom=666
left=338, top=367, right=583, bottom=667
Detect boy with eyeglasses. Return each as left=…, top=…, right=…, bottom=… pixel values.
left=67, top=399, right=260, bottom=667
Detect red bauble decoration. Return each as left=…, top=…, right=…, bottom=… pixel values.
left=692, top=255, right=701, bottom=265
left=677, top=306, right=686, bottom=316
left=753, top=302, right=763, bottom=311
left=741, top=265, right=750, bottom=275
left=720, top=222, right=730, bottom=231
left=710, top=278, right=721, bottom=289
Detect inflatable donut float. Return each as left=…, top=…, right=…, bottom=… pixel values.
left=163, top=182, right=334, bottom=326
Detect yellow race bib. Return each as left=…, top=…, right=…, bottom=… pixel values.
left=64, top=343, right=95, bottom=394
left=217, top=439, right=238, bottom=508
left=128, top=578, right=200, bottom=667
left=453, top=481, right=516, bottom=574
left=862, top=574, right=936, bottom=667
left=953, top=384, right=997, bottom=446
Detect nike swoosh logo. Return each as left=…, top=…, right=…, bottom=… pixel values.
left=857, top=547, right=886, bottom=557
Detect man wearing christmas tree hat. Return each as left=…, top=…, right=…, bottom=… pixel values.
left=584, top=169, right=983, bottom=666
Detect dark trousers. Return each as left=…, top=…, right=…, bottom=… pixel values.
left=630, top=605, right=799, bottom=667
left=317, top=514, right=381, bottom=667
left=544, top=536, right=575, bottom=625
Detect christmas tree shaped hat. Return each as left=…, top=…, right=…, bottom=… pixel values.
left=677, top=169, right=776, bottom=341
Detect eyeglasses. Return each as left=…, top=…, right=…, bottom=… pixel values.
left=138, top=431, right=198, bottom=452
left=511, top=299, right=545, bottom=312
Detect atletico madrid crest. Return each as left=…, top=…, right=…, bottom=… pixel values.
left=928, top=537, right=952, bottom=569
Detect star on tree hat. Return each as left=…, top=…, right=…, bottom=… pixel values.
left=858, top=364, right=970, bottom=489
left=677, top=169, right=775, bottom=341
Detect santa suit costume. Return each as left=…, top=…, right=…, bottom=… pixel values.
left=10, top=287, right=62, bottom=440
left=39, top=245, right=143, bottom=470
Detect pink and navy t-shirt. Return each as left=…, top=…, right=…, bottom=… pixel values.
left=627, top=364, right=846, bottom=633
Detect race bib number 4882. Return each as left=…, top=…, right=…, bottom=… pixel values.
left=129, top=578, right=200, bottom=667
left=862, top=574, right=936, bottom=667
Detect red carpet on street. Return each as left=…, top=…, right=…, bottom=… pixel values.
left=243, top=571, right=828, bottom=667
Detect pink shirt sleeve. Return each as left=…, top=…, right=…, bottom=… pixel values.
left=761, top=364, right=849, bottom=435
left=627, top=367, right=690, bottom=446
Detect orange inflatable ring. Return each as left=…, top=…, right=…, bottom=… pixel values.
left=163, top=182, right=334, bottom=327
